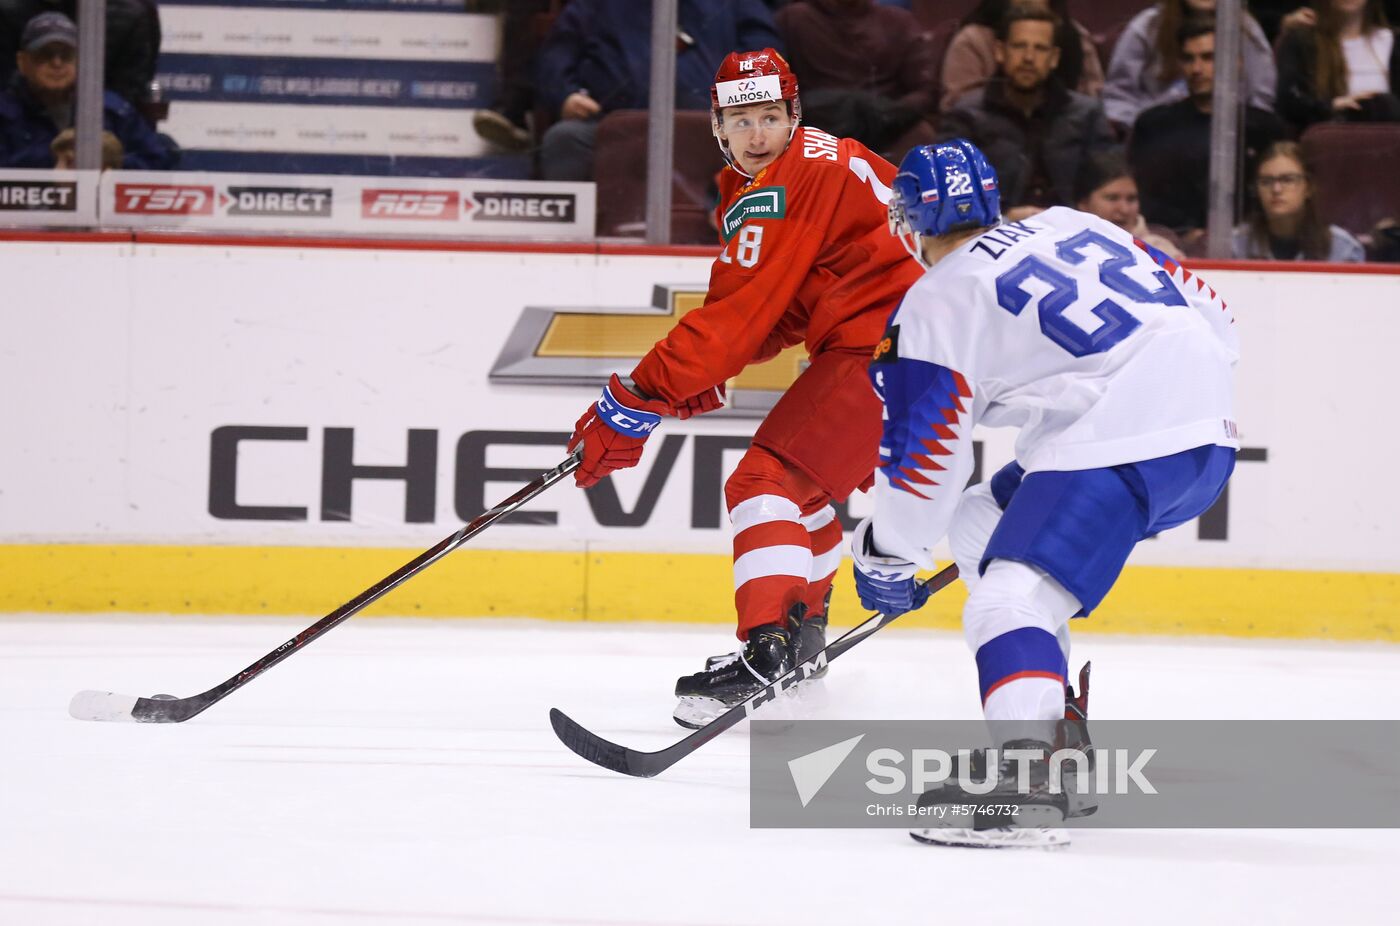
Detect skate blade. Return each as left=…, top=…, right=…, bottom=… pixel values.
left=672, top=678, right=829, bottom=730
left=673, top=696, right=725, bottom=730
left=910, top=826, right=1070, bottom=850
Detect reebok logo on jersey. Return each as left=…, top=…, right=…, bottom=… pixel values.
left=721, top=187, right=785, bottom=242
left=871, top=325, right=900, bottom=364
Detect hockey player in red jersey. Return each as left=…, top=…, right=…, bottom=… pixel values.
left=566, top=48, right=923, bottom=728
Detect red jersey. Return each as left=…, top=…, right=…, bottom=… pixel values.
left=630, top=125, right=923, bottom=406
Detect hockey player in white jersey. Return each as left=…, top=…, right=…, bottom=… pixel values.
left=851, top=140, right=1239, bottom=849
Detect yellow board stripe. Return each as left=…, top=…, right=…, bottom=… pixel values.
left=2, top=544, right=1397, bottom=641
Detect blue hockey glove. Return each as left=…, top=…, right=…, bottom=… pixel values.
left=851, top=518, right=930, bottom=616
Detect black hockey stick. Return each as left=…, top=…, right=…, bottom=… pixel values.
left=550, top=562, right=960, bottom=778
left=69, top=452, right=581, bottom=724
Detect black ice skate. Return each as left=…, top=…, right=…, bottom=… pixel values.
left=935, top=661, right=1097, bottom=821
left=910, top=738, right=1071, bottom=850
left=793, top=586, right=831, bottom=679
left=703, top=590, right=829, bottom=678
left=673, top=619, right=795, bottom=730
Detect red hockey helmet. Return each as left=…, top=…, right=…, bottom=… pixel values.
left=710, top=48, right=801, bottom=174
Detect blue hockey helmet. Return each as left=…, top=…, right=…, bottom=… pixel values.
left=889, top=140, right=1001, bottom=266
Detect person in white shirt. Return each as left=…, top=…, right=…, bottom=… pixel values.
left=1276, top=0, right=1400, bottom=129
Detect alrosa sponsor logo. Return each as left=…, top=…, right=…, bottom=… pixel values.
left=115, top=183, right=215, bottom=215
left=716, top=75, right=782, bottom=107
left=361, top=189, right=459, bottom=220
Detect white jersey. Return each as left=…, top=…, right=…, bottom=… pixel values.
left=871, top=206, right=1239, bottom=569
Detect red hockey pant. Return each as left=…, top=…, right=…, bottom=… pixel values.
left=725, top=349, right=883, bottom=640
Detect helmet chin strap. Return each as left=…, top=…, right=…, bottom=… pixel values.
left=899, top=228, right=933, bottom=270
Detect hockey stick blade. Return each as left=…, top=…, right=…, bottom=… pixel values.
left=69, top=453, right=580, bottom=724
left=551, top=563, right=959, bottom=778
left=69, top=690, right=208, bottom=724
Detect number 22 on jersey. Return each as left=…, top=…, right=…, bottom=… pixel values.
left=994, top=229, right=1186, bottom=358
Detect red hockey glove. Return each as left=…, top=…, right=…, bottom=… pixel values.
left=672, top=383, right=727, bottom=420
left=568, top=374, right=670, bottom=488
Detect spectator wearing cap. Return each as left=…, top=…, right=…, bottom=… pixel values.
left=0, top=0, right=161, bottom=109
left=0, top=11, right=175, bottom=168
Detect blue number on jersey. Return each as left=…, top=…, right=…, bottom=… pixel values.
left=994, top=229, right=1186, bottom=358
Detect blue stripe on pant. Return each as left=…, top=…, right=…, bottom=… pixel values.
left=974, top=626, right=1067, bottom=704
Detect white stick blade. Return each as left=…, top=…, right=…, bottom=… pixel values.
left=69, top=690, right=140, bottom=722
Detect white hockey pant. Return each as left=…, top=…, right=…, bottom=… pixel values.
left=951, top=482, right=1083, bottom=734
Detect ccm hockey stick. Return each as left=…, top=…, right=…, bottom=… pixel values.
left=69, top=452, right=581, bottom=724
left=550, top=562, right=960, bottom=778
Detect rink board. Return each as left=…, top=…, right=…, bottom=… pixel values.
left=3, top=543, right=1398, bottom=640
left=2, top=237, right=1398, bottom=639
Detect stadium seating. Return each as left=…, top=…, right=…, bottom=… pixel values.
left=1300, top=123, right=1400, bottom=236
left=593, top=110, right=725, bottom=244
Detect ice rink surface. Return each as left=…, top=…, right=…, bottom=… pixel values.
left=2, top=613, right=1396, bottom=926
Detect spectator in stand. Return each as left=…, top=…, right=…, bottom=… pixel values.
left=1074, top=148, right=1186, bottom=259
left=1231, top=140, right=1365, bottom=259
left=1275, top=0, right=1400, bottom=130
left=471, top=0, right=550, bottom=152
left=938, top=3, right=1115, bottom=211
left=535, top=0, right=780, bottom=182
left=0, top=0, right=160, bottom=109
left=49, top=125, right=121, bottom=168
left=1130, top=18, right=1290, bottom=243
left=1105, top=0, right=1277, bottom=130
left=940, top=0, right=1104, bottom=111
left=0, top=12, right=175, bottom=168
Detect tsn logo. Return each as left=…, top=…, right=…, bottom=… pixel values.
left=115, top=184, right=215, bottom=215
left=361, top=189, right=459, bottom=220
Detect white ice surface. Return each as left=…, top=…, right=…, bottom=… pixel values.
left=1, top=614, right=1396, bottom=925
